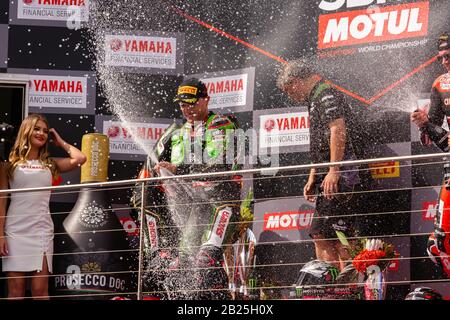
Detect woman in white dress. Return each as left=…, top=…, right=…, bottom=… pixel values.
left=0, top=114, right=86, bottom=299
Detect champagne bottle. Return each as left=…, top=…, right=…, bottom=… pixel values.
left=54, top=133, right=133, bottom=300
left=420, top=122, right=450, bottom=152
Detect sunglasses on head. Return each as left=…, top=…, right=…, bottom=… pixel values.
left=438, top=53, right=450, bottom=62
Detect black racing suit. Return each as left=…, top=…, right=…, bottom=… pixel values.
left=421, top=73, right=450, bottom=277
left=132, top=112, right=244, bottom=299
left=307, top=80, right=361, bottom=239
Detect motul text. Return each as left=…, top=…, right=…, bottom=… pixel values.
left=264, top=211, right=314, bottom=231
left=318, top=1, right=429, bottom=49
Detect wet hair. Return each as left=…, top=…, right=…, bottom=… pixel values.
left=7, top=114, right=59, bottom=180
left=276, top=57, right=317, bottom=89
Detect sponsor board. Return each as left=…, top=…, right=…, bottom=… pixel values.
left=10, top=0, right=89, bottom=26
left=104, top=120, right=168, bottom=155
left=365, top=143, right=411, bottom=190
left=253, top=198, right=316, bottom=242
left=95, top=115, right=175, bottom=161
left=411, top=187, right=439, bottom=234
left=104, top=32, right=184, bottom=75
left=205, top=207, right=232, bottom=247
left=54, top=263, right=127, bottom=291
left=119, top=217, right=139, bottom=236
left=263, top=211, right=314, bottom=231
left=28, top=75, right=87, bottom=109
left=259, top=112, right=310, bottom=149
left=146, top=215, right=159, bottom=251
left=368, top=161, right=400, bottom=178
left=8, top=69, right=96, bottom=115
left=422, top=201, right=437, bottom=221
left=318, top=1, right=429, bottom=50
left=188, top=67, right=255, bottom=113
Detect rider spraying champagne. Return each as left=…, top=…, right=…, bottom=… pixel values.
left=133, top=78, right=246, bottom=299
left=411, top=33, right=450, bottom=278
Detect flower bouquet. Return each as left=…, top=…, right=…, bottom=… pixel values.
left=351, top=239, right=397, bottom=300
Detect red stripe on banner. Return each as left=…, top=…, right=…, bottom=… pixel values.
left=323, top=80, right=371, bottom=105
left=169, top=4, right=287, bottom=65
left=167, top=2, right=438, bottom=106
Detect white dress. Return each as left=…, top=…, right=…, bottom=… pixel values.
left=2, top=160, right=54, bottom=273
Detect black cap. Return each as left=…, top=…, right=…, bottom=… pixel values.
left=438, top=33, right=449, bottom=51
left=173, top=77, right=208, bottom=105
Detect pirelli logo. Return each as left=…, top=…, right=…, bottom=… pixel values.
left=177, top=86, right=198, bottom=95
left=368, top=161, right=400, bottom=179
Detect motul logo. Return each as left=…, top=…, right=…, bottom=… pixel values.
left=264, top=211, right=314, bottom=231
left=422, top=201, right=437, bottom=221
left=318, top=2, right=429, bottom=49
left=32, top=79, right=83, bottom=93
left=36, top=0, right=86, bottom=5
left=124, top=40, right=172, bottom=54
left=206, top=79, right=244, bottom=94
left=147, top=217, right=158, bottom=249
left=216, top=211, right=230, bottom=238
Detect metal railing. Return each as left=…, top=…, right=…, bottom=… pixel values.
left=0, top=151, right=449, bottom=300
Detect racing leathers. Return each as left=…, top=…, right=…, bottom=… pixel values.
left=422, top=73, right=450, bottom=278
left=134, top=111, right=244, bottom=298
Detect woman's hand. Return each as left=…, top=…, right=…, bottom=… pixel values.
left=0, top=237, right=8, bottom=256
left=48, top=128, right=65, bottom=148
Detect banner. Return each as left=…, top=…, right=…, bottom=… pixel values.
left=254, top=107, right=310, bottom=154
left=104, top=32, right=184, bottom=75
left=189, top=67, right=255, bottom=113
left=10, top=0, right=89, bottom=26
left=95, top=115, right=174, bottom=161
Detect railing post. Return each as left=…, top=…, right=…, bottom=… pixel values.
left=137, top=181, right=147, bottom=300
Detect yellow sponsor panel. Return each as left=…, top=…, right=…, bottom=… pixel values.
left=369, top=161, right=400, bottom=179
left=177, top=86, right=198, bottom=95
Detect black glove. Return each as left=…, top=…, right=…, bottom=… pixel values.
left=195, top=245, right=230, bottom=299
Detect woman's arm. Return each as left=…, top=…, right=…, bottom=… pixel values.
left=50, top=128, right=87, bottom=173
left=0, top=163, right=9, bottom=255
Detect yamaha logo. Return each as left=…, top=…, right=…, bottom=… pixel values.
left=110, top=39, right=122, bottom=52
left=264, top=119, right=275, bottom=132
left=107, top=125, right=120, bottom=138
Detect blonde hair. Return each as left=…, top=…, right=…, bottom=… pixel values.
left=7, top=114, right=59, bottom=180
